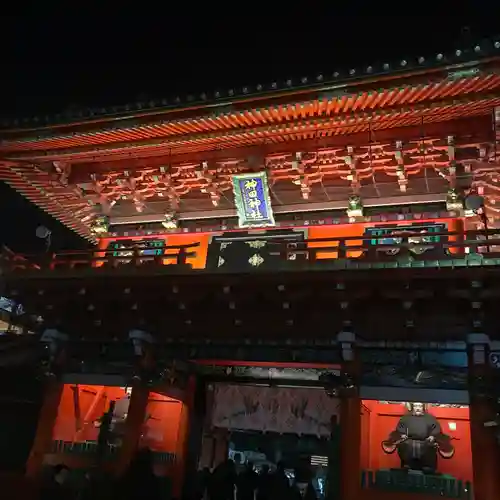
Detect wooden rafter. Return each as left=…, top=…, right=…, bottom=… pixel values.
left=1, top=74, right=500, bottom=159
left=2, top=64, right=500, bottom=238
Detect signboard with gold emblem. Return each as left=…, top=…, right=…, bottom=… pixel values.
left=232, top=172, right=275, bottom=228
left=206, top=229, right=307, bottom=271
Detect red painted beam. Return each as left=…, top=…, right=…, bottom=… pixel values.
left=66, top=115, right=493, bottom=180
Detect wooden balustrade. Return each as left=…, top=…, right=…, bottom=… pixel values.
left=3, top=229, right=500, bottom=274
left=2, top=242, right=200, bottom=272
left=361, top=469, right=473, bottom=499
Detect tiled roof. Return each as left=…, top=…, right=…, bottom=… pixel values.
left=1, top=39, right=499, bottom=243
left=1, top=38, right=499, bottom=132
left=1, top=72, right=500, bottom=163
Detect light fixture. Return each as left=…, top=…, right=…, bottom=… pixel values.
left=464, top=191, right=485, bottom=218
left=446, top=188, right=464, bottom=212
left=464, top=192, right=484, bottom=211
left=346, top=194, right=363, bottom=218
left=162, top=212, right=178, bottom=229
left=35, top=225, right=52, bottom=251
left=90, top=215, right=109, bottom=235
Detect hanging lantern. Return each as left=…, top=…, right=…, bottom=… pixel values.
left=446, top=188, right=464, bottom=212
left=346, top=195, right=364, bottom=218
left=90, top=215, right=109, bottom=235
left=162, top=212, right=178, bottom=229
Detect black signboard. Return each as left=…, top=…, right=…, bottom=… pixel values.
left=206, top=229, right=306, bottom=272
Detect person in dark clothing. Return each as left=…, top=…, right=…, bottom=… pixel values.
left=193, top=467, right=212, bottom=500
left=115, top=448, right=161, bottom=500
left=271, top=461, right=290, bottom=497
left=40, top=464, right=71, bottom=500
left=256, top=465, right=272, bottom=500
left=236, top=462, right=257, bottom=500
left=210, top=460, right=237, bottom=500
left=78, top=468, right=113, bottom=500
left=233, top=454, right=244, bottom=476
left=77, top=471, right=94, bottom=500
left=290, top=464, right=317, bottom=500
left=290, top=482, right=317, bottom=500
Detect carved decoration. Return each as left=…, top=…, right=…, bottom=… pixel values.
left=246, top=241, right=267, bottom=249
left=248, top=254, right=264, bottom=267
left=47, top=138, right=495, bottom=227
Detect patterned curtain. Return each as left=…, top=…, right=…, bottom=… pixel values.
left=211, top=384, right=340, bottom=436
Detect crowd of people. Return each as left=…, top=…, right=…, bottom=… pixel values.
left=39, top=450, right=163, bottom=500
left=194, top=456, right=318, bottom=500
left=39, top=450, right=319, bottom=500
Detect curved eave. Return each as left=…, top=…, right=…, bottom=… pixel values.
left=0, top=163, right=96, bottom=243
left=2, top=74, right=500, bottom=161
left=2, top=46, right=500, bottom=134
left=1, top=56, right=500, bottom=145
left=3, top=93, right=500, bottom=164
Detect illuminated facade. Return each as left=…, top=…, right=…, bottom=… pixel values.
left=2, top=43, right=500, bottom=500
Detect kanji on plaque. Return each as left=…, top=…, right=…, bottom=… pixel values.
left=232, top=171, right=275, bottom=228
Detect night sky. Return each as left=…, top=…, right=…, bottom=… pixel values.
left=1, top=12, right=498, bottom=253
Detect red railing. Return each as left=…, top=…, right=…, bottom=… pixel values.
left=2, top=229, right=500, bottom=273
left=274, top=228, right=500, bottom=261
left=2, top=242, right=200, bottom=272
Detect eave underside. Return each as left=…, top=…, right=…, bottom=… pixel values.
left=1, top=71, right=500, bottom=240
left=0, top=113, right=496, bottom=241
left=1, top=74, right=500, bottom=161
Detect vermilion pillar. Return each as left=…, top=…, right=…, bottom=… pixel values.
left=177, top=375, right=197, bottom=498
left=340, top=370, right=361, bottom=500
left=449, top=217, right=465, bottom=255
left=338, top=331, right=361, bottom=500
left=116, top=383, right=150, bottom=474
left=468, top=333, right=500, bottom=500
left=26, top=380, right=63, bottom=477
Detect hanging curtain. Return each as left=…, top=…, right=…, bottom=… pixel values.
left=211, top=384, right=340, bottom=436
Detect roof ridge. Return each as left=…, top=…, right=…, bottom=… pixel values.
left=2, top=37, right=500, bottom=131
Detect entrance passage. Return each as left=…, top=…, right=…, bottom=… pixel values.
left=229, top=430, right=329, bottom=498
left=203, top=383, right=341, bottom=499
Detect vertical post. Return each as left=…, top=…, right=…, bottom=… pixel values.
left=449, top=217, right=465, bottom=255
left=93, top=237, right=108, bottom=268
left=198, top=384, right=216, bottom=470
left=212, top=428, right=229, bottom=468
left=178, top=374, right=200, bottom=498
left=116, top=383, right=150, bottom=474
left=493, top=106, right=500, bottom=161
left=337, top=332, right=361, bottom=500
left=25, top=380, right=63, bottom=477
left=326, top=416, right=340, bottom=500
left=468, top=333, right=500, bottom=500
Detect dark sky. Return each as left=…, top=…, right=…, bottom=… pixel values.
left=1, top=12, right=499, bottom=253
